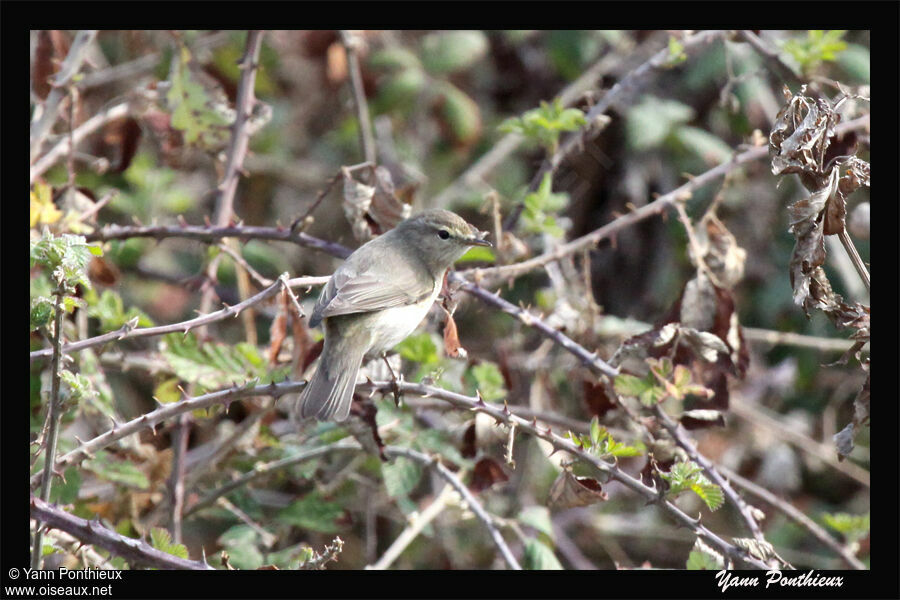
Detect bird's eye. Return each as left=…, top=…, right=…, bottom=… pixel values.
left=438, top=229, right=450, bottom=240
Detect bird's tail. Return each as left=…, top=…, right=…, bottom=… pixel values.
left=294, top=326, right=365, bottom=422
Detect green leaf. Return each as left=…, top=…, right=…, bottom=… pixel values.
left=149, top=527, right=189, bottom=559
left=523, top=538, right=564, bottom=570
left=686, top=538, right=724, bottom=570
left=166, top=45, right=233, bottom=150
left=690, top=477, right=724, bottom=512
left=499, top=98, right=586, bottom=154
left=659, top=460, right=723, bottom=511
left=83, top=450, right=150, bottom=490
left=49, top=467, right=82, bottom=505
left=369, top=47, right=422, bottom=71
left=420, top=30, right=488, bottom=75
left=160, top=333, right=286, bottom=391
left=625, top=96, right=694, bottom=151
left=31, top=297, right=54, bottom=330
left=822, top=512, right=869, bottom=542
left=436, top=82, right=482, bottom=145
left=613, top=372, right=665, bottom=407
left=218, top=525, right=264, bottom=569
left=381, top=456, right=423, bottom=498
left=59, top=370, right=97, bottom=404
left=589, top=416, right=603, bottom=447
left=87, top=289, right=154, bottom=332
left=455, top=245, right=496, bottom=264
left=278, top=492, right=344, bottom=533
left=30, top=231, right=97, bottom=292
left=395, top=332, right=440, bottom=366
left=374, top=68, right=427, bottom=112
left=467, top=361, right=507, bottom=402
left=518, top=506, right=554, bottom=544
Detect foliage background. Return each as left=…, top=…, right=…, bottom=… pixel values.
left=29, top=30, right=870, bottom=571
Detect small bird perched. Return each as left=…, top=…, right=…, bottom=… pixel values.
left=295, top=209, right=491, bottom=422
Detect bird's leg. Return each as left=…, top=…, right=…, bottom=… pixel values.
left=381, top=352, right=403, bottom=407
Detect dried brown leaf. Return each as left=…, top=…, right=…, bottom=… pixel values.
left=470, top=457, right=509, bottom=493
left=548, top=469, right=608, bottom=509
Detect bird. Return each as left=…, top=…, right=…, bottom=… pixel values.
left=295, top=209, right=491, bottom=422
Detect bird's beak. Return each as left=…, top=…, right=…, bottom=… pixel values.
left=466, top=236, right=492, bottom=247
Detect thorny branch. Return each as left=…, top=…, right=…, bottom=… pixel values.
left=30, top=275, right=328, bottom=363
left=30, top=496, right=215, bottom=570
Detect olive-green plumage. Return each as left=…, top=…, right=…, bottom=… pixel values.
left=295, top=209, right=490, bottom=422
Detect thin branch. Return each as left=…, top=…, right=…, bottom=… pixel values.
left=30, top=496, right=215, bottom=570
left=470, top=114, right=871, bottom=286
left=743, top=327, right=859, bottom=353
left=77, top=31, right=231, bottom=91
left=718, top=464, right=867, bottom=570
left=31, top=290, right=65, bottom=569
left=30, top=380, right=307, bottom=490
left=30, top=30, right=99, bottom=163
left=340, top=30, right=376, bottom=164
left=837, top=228, right=870, bottom=293
left=30, top=275, right=328, bottom=362
left=31, top=101, right=130, bottom=183
left=730, top=397, right=870, bottom=487
left=452, top=275, right=619, bottom=378
left=367, top=484, right=454, bottom=570
left=185, top=440, right=361, bottom=517
left=212, top=30, right=265, bottom=227
left=738, top=30, right=802, bottom=88
left=384, top=446, right=522, bottom=570
left=168, top=413, right=190, bottom=544
left=478, top=144, right=769, bottom=284
left=84, top=223, right=353, bottom=259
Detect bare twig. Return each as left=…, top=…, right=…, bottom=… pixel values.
left=84, top=223, right=353, bottom=259
left=730, top=397, right=870, bottom=487
left=718, top=464, right=866, bottom=570
left=30, top=30, right=99, bottom=163
left=169, top=413, right=191, bottom=544
left=30, top=275, right=328, bottom=362
left=31, top=101, right=130, bottom=183
left=367, top=484, right=454, bottom=570
left=30, top=497, right=215, bottom=570
left=743, top=327, right=859, bottom=353
left=212, top=30, right=265, bottom=227
left=31, top=291, right=65, bottom=568
left=217, top=241, right=272, bottom=287
left=202, top=30, right=265, bottom=344
left=452, top=275, right=619, bottom=378
left=384, top=446, right=521, bottom=570
left=837, top=229, right=870, bottom=293
left=340, top=30, right=376, bottom=164
left=77, top=31, right=231, bottom=90
left=738, top=30, right=802, bottom=88
left=185, top=440, right=362, bottom=517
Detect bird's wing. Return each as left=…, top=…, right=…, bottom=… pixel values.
left=309, top=249, right=435, bottom=326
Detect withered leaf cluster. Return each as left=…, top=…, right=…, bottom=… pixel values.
left=769, top=87, right=869, bottom=321
left=769, top=87, right=870, bottom=459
